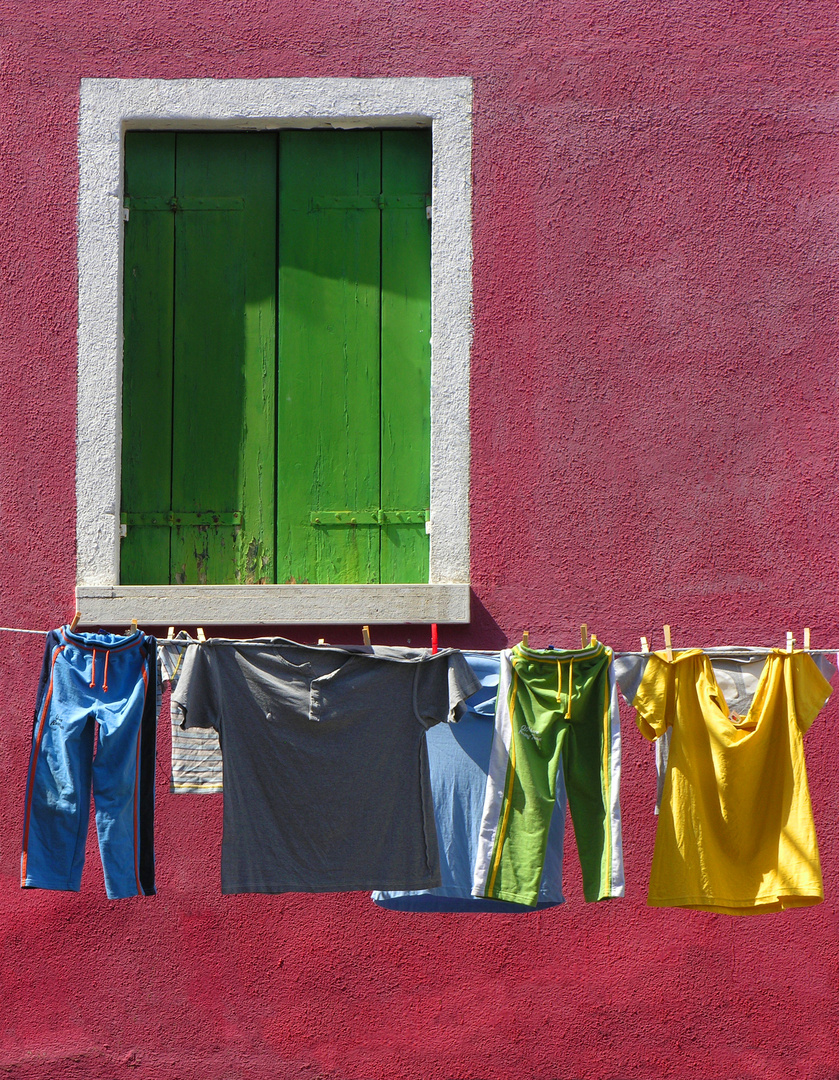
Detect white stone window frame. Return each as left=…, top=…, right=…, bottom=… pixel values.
left=76, top=77, right=472, bottom=626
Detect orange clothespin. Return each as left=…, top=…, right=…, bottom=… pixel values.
left=663, top=624, right=673, bottom=662
left=69, top=611, right=81, bottom=632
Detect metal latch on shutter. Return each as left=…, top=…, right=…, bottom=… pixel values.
left=309, top=510, right=429, bottom=526
left=306, top=194, right=429, bottom=212
left=120, top=511, right=243, bottom=535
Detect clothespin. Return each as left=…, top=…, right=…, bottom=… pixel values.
left=167, top=626, right=175, bottom=640
left=640, top=636, right=650, bottom=654
left=317, top=638, right=326, bottom=645
left=785, top=630, right=794, bottom=652
left=197, top=627, right=206, bottom=642
left=580, top=624, right=588, bottom=649
left=803, top=627, right=811, bottom=651
left=431, top=623, right=438, bottom=655
left=70, top=611, right=81, bottom=632
left=131, top=619, right=138, bottom=633
left=663, top=624, right=673, bottom=663
left=522, top=631, right=530, bottom=648
left=362, top=626, right=371, bottom=647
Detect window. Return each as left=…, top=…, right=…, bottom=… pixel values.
left=122, top=129, right=432, bottom=588
left=76, top=78, right=472, bottom=625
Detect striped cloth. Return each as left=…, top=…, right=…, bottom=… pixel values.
left=159, top=637, right=223, bottom=794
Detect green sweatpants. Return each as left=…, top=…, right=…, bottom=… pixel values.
left=472, top=639, right=624, bottom=906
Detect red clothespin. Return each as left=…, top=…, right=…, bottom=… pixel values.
left=431, top=623, right=438, bottom=654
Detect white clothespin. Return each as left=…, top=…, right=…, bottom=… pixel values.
left=640, top=636, right=650, bottom=654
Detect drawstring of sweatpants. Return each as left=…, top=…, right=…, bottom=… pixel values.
left=555, top=659, right=573, bottom=720
left=89, top=649, right=110, bottom=692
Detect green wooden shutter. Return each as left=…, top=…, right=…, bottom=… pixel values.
left=121, top=132, right=277, bottom=585
left=380, top=130, right=432, bottom=585
left=121, top=132, right=176, bottom=584
left=122, top=129, right=430, bottom=588
left=276, top=130, right=431, bottom=585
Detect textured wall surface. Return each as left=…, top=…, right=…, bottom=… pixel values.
left=1, top=1, right=839, bottom=1077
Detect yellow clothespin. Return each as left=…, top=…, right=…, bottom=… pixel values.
left=640, top=636, right=650, bottom=654
left=522, top=631, right=530, bottom=648
left=663, top=624, right=673, bottom=663
left=785, top=630, right=794, bottom=652
left=197, top=627, right=206, bottom=642
left=70, top=611, right=81, bottom=631
left=362, top=626, right=371, bottom=647
left=803, top=627, right=811, bottom=651
left=580, top=624, right=588, bottom=649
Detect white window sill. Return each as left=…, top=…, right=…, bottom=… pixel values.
left=75, top=584, right=471, bottom=626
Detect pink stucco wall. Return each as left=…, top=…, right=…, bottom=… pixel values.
left=2, top=2, right=839, bottom=1077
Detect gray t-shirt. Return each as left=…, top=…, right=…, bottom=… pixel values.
left=172, top=639, right=480, bottom=895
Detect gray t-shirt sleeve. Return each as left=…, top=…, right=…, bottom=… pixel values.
left=613, top=652, right=650, bottom=706
left=414, top=651, right=482, bottom=729
left=171, top=644, right=222, bottom=731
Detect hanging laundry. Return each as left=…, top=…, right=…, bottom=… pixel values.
left=633, top=648, right=833, bottom=914
left=373, top=651, right=567, bottom=912
left=171, top=638, right=480, bottom=894
left=472, top=638, right=624, bottom=907
left=614, top=651, right=669, bottom=814
left=21, top=625, right=157, bottom=899
left=159, top=635, right=223, bottom=794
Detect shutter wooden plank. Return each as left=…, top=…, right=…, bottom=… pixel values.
left=379, top=130, right=432, bottom=584
left=277, top=131, right=381, bottom=584
left=120, top=132, right=176, bottom=585
left=170, top=133, right=277, bottom=585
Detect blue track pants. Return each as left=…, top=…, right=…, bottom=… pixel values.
left=22, top=626, right=157, bottom=899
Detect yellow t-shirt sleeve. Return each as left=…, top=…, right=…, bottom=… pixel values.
left=792, top=653, right=833, bottom=734
left=633, top=654, right=674, bottom=741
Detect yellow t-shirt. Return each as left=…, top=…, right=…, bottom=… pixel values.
left=635, top=649, right=831, bottom=915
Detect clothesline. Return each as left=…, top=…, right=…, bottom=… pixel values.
left=0, top=625, right=837, bottom=655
